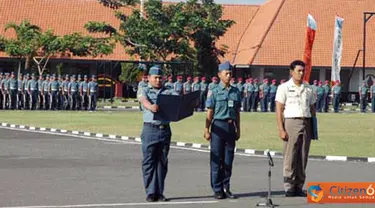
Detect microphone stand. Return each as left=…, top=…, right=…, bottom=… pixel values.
left=256, top=150, right=276, bottom=208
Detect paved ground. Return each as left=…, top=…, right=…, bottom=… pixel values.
left=0, top=128, right=374, bottom=208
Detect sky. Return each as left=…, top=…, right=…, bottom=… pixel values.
left=164, top=0, right=266, bottom=5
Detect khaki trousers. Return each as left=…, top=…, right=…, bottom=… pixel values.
left=283, top=118, right=312, bottom=192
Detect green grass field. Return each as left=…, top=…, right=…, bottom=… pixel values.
left=0, top=111, right=374, bottom=157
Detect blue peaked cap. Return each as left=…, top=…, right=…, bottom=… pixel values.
left=149, top=65, right=163, bottom=76
left=218, top=61, right=232, bottom=72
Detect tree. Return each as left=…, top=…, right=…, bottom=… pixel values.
left=0, top=20, right=116, bottom=76
left=118, top=59, right=142, bottom=84
left=0, top=20, right=41, bottom=74
left=92, top=0, right=234, bottom=76
left=184, top=0, right=234, bottom=75
left=88, top=0, right=196, bottom=62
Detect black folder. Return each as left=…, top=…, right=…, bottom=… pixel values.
left=153, top=91, right=200, bottom=122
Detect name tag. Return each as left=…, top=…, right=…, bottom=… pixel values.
left=228, top=100, right=234, bottom=107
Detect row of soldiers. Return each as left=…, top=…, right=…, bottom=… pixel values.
left=139, top=75, right=365, bottom=113
left=0, top=72, right=99, bottom=111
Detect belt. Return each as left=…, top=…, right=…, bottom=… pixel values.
left=71, top=90, right=77, bottom=92
left=215, top=118, right=234, bottom=124
left=52, top=89, right=58, bottom=91
left=286, top=117, right=311, bottom=120
left=10, top=88, right=17, bottom=90
left=143, top=122, right=169, bottom=129
left=31, top=88, right=36, bottom=90
left=83, top=90, right=87, bottom=92
left=90, top=91, right=96, bottom=92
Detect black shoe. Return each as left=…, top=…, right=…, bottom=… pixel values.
left=295, top=189, right=307, bottom=197
left=224, top=189, right=237, bottom=199
left=285, top=191, right=295, bottom=197
left=158, top=194, right=169, bottom=202
left=146, top=194, right=157, bottom=202
left=214, top=192, right=226, bottom=199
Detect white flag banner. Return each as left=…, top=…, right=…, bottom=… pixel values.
left=331, top=16, right=344, bottom=82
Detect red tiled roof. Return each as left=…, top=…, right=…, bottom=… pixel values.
left=0, top=0, right=133, bottom=60
left=232, top=0, right=286, bottom=65
left=216, top=4, right=260, bottom=62
left=0, top=0, right=258, bottom=63
left=251, top=0, right=375, bottom=68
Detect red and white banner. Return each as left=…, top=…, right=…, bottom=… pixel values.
left=303, top=14, right=317, bottom=83
left=331, top=15, right=344, bottom=83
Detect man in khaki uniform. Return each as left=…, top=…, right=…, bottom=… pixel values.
left=275, top=60, right=316, bottom=197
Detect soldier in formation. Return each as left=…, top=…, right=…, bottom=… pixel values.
left=0, top=72, right=98, bottom=111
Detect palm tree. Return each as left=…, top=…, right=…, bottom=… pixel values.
left=3, top=20, right=41, bottom=74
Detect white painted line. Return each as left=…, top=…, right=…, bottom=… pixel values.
left=19, top=125, right=25, bottom=129
left=176, top=142, right=185, bottom=146
left=40, top=128, right=46, bottom=131
left=121, top=136, right=129, bottom=140
left=0, top=125, right=368, bottom=164
left=72, top=131, right=79, bottom=135
left=50, top=129, right=56, bottom=132
left=1, top=123, right=7, bottom=127
left=84, top=132, right=91, bottom=136
left=109, top=135, right=116, bottom=139
left=192, top=143, right=201, bottom=148
left=245, top=149, right=255, bottom=154
left=119, top=106, right=126, bottom=109
left=10, top=124, right=16, bottom=128
left=60, top=129, right=67, bottom=133
left=135, top=137, right=141, bottom=142
left=0, top=200, right=218, bottom=208
left=104, top=106, right=112, bottom=109
left=30, top=127, right=36, bottom=130
left=132, top=106, right=139, bottom=109
left=326, top=156, right=347, bottom=161
left=96, top=133, right=103, bottom=138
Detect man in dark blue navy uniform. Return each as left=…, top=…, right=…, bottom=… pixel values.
left=204, top=61, right=241, bottom=200
left=138, top=65, right=176, bottom=202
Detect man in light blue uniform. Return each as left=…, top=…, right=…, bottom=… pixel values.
left=269, top=79, right=277, bottom=112
left=2, top=73, right=10, bottom=109
left=164, top=76, right=174, bottom=90
left=42, top=75, right=50, bottom=110
left=17, top=73, right=24, bottom=110
left=371, top=82, right=375, bottom=113
left=236, top=78, right=244, bottom=110
left=137, top=75, right=149, bottom=111
left=49, top=74, right=60, bottom=110
left=9, top=72, right=18, bottom=110
left=0, top=73, right=3, bottom=109
left=359, top=81, right=369, bottom=113
left=252, top=78, right=259, bottom=112
left=322, top=80, right=331, bottom=112
left=173, top=76, right=183, bottom=95
left=183, top=76, right=192, bottom=95
left=332, top=80, right=341, bottom=113
left=205, top=61, right=241, bottom=200
left=208, top=77, right=218, bottom=91
left=29, top=73, right=39, bottom=110
left=88, top=75, right=98, bottom=111
left=260, top=78, right=270, bottom=112
left=138, top=65, right=176, bottom=202
left=80, top=75, right=89, bottom=110
left=38, top=74, right=44, bottom=110
left=68, top=75, right=79, bottom=110
left=199, top=77, right=208, bottom=111
left=316, top=81, right=324, bottom=112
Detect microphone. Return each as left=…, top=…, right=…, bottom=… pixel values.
left=265, top=149, right=274, bottom=167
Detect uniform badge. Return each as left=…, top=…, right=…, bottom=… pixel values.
left=228, top=100, right=234, bottom=107
left=207, top=90, right=212, bottom=98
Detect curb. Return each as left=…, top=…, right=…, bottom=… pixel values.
left=1, top=122, right=374, bottom=163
